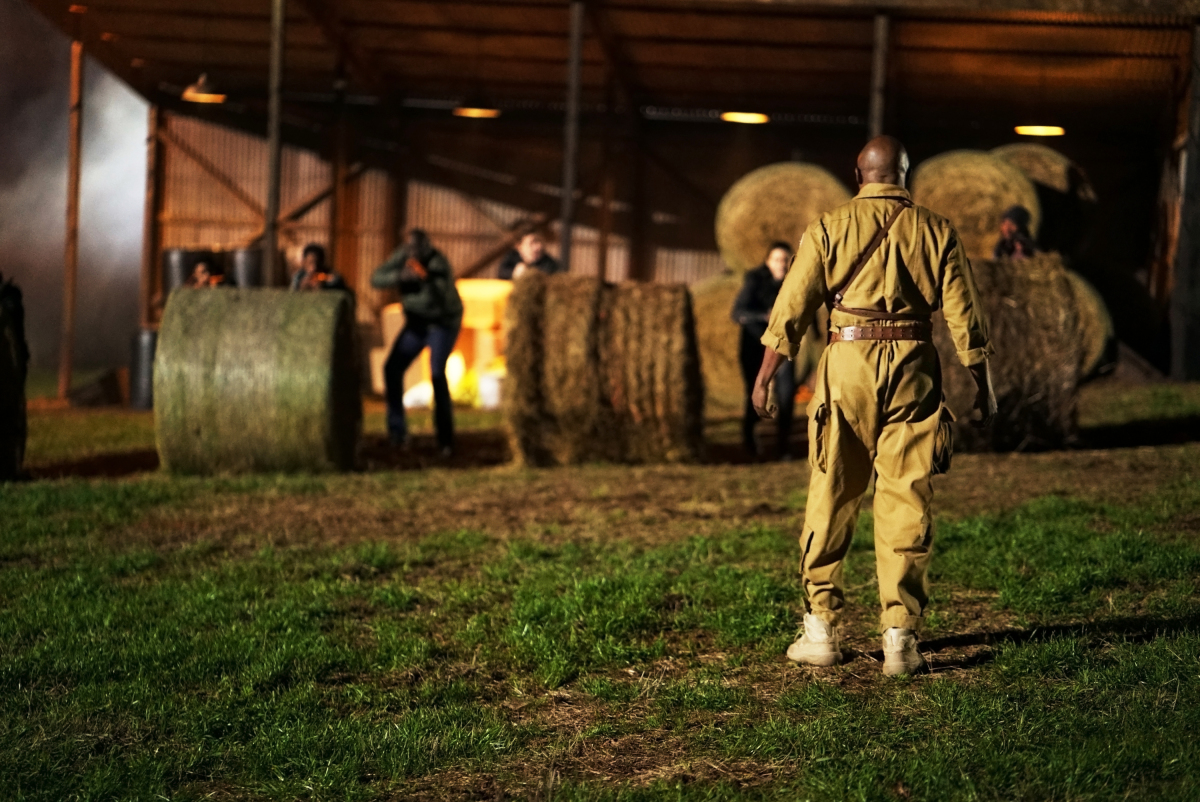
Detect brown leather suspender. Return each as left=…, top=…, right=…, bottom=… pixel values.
left=829, top=196, right=920, bottom=321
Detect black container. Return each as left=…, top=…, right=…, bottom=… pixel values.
left=227, top=247, right=264, bottom=288
left=162, top=248, right=217, bottom=293
left=130, top=328, right=157, bottom=410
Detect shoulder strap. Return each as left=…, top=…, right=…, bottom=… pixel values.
left=829, top=197, right=916, bottom=320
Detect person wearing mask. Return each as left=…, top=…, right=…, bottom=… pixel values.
left=498, top=231, right=563, bottom=280
left=371, top=229, right=464, bottom=456
left=732, top=242, right=796, bottom=459
left=291, top=243, right=348, bottom=291
left=993, top=205, right=1038, bottom=260
left=185, top=259, right=226, bottom=288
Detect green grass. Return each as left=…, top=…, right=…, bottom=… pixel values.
left=1078, top=381, right=1200, bottom=428
left=24, top=409, right=157, bottom=466
left=2, top=467, right=1199, bottom=799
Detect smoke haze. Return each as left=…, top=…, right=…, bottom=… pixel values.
left=0, top=0, right=147, bottom=370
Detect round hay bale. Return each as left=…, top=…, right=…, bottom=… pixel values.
left=991, top=143, right=1097, bottom=202
left=689, top=272, right=743, bottom=415
left=154, top=288, right=361, bottom=474
left=934, top=253, right=1082, bottom=451
left=0, top=280, right=27, bottom=481
left=1064, top=270, right=1116, bottom=379
left=911, top=151, right=1041, bottom=263
left=715, top=162, right=852, bottom=272
left=991, top=143, right=1098, bottom=258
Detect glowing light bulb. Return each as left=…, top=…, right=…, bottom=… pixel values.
left=720, top=111, right=769, bottom=124
left=1014, top=125, right=1065, bottom=137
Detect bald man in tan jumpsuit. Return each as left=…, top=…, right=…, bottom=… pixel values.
left=753, top=136, right=997, bottom=676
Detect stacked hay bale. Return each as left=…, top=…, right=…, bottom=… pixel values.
left=504, top=273, right=703, bottom=466
left=155, top=288, right=361, bottom=473
left=0, top=277, right=27, bottom=481
left=991, top=143, right=1098, bottom=259
left=1064, top=270, right=1116, bottom=378
left=698, top=163, right=850, bottom=413
left=690, top=273, right=745, bottom=415
left=911, top=150, right=1041, bottom=262
left=934, top=253, right=1085, bottom=451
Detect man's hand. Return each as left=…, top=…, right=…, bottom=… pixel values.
left=752, top=348, right=787, bottom=419
left=968, top=361, right=997, bottom=428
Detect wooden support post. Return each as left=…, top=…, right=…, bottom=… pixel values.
left=58, top=39, right=84, bottom=401
left=869, top=14, right=889, bottom=140
left=385, top=167, right=407, bottom=255
left=1172, top=24, right=1200, bottom=379
left=597, top=76, right=615, bottom=281
left=329, top=68, right=347, bottom=272
left=559, top=0, right=585, bottom=273
left=628, top=126, right=651, bottom=282
left=263, top=0, right=287, bottom=286
left=139, top=105, right=163, bottom=329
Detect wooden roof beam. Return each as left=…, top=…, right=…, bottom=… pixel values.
left=293, top=0, right=390, bottom=97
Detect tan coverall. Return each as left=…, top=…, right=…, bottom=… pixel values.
left=763, top=183, right=994, bottom=631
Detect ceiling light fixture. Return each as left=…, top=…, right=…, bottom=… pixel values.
left=721, top=111, right=769, bottom=124
left=182, top=73, right=226, bottom=104
left=1014, top=125, right=1065, bottom=137
left=453, top=106, right=501, bottom=119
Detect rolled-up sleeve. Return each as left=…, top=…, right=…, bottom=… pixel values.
left=940, top=230, right=995, bottom=367
left=762, top=223, right=827, bottom=359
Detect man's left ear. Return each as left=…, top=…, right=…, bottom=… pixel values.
left=854, top=168, right=863, bottom=186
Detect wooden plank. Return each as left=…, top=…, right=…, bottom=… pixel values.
left=140, top=105, right=163, bottom=329
left=59, top=38, right=84, bottom=401
left=1172, top=24, right=1200, bottom=379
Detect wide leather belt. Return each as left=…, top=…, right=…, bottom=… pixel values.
left=829, top=323, right=933, bottom=343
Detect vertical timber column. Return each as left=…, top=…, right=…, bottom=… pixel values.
left=58, top=39, right=84, bottom=401
left=263, top=0, right=287, bottom=286
left=1173, top=25, right=1200, bottom=379
left=329, top=67, right=347, bottom=272
left=559, top=0, right=585, bottom=272
left=596, top=75, right=615, bottom=281
left=628, top=124, right=650, bottom=281
left=140, top=106, right=163, bottom=329
left=868, top=14, right=889, bottom=140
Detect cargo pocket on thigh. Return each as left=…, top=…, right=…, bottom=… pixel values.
left=808, top=403, right=829, bottom=474
left=931, top=401, right=956, bottom=476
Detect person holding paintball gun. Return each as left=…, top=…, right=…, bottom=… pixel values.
left=371, top=229, right=464, bottom=457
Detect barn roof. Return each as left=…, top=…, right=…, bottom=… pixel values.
left=27, top=0, right=1195, bottom=135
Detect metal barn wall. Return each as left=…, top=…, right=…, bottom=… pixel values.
left=157, top=114, right=727, bottom=331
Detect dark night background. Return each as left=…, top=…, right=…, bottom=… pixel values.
left=1, top=0, right=145, bottom=370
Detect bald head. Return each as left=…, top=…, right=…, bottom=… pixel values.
left=855, top=135, right=910, bottom=189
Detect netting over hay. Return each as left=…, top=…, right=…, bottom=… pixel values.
left=504, top=273, right=704, bottom=465
left=911, top=151, right=1040, bottom=263
left=991, top=143, right=1098, bottom=258
left=155, top=288, right=361, bottom=474
left=934, top=253, right=1083, bottom=451
left=715, top=162, right=851, bottom=272
left=0, top=296, right=26, bottom=481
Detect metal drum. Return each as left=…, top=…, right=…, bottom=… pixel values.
left=129, top=328, right=157, bottom=410
left=227, top=248, right=264, bottom=288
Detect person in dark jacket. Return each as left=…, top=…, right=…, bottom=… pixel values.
left=993, top=205, right=1038, bottom=260
left=732, top=241, right=796, bottom=459
left=371, top=229, right=464, bottom=455
left=498, top=232, right=563, bottom=280
left=291, top=243, right=348, bottom=291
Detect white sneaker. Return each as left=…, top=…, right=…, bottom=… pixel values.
left=786, top=613, right=843, bottom=667
left=882, top=628, right=927, bottom=676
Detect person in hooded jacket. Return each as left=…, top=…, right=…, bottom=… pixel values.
left=371, top=229, right=464, bottom=456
